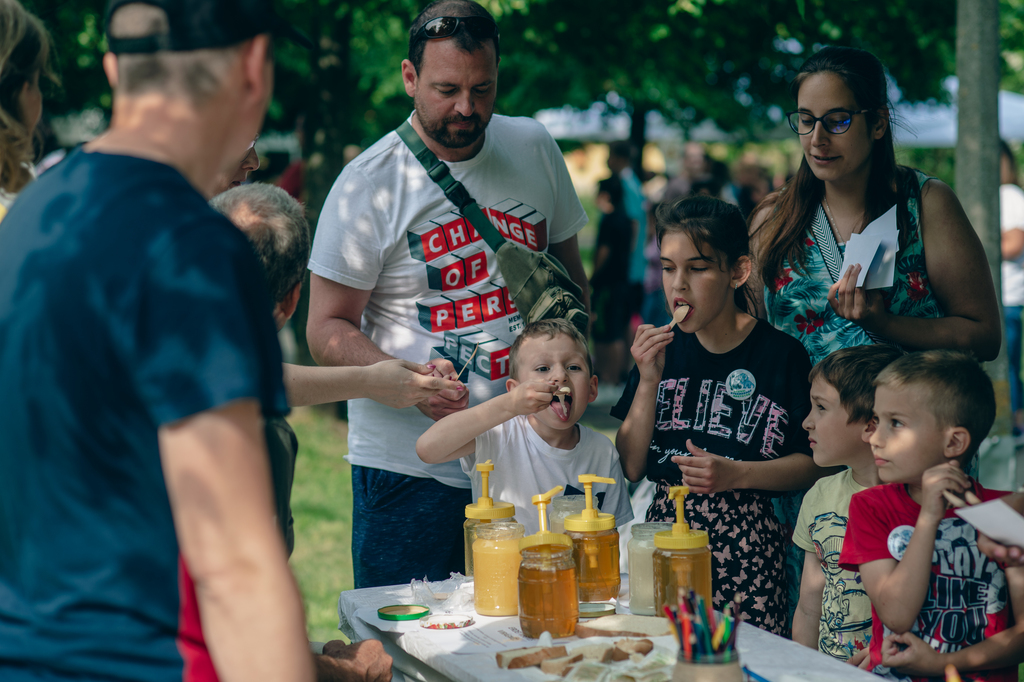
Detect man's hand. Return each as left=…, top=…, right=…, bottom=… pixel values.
left=362, top=359, right=463, bottom=410
left=919, top=461, right=969, bottom=524
left=631, top=324, right=673, bottom=384
left=508, top=380, right=556, bottom=416
left=671, top=439, right=739, bottom=494
left=881, top=632, right=943, bottom=676
left=317, top=640, right=392, bottom=682
left=414, top=358, right=469, bottom=421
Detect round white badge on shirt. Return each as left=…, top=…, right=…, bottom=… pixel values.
left=726, top=369, right=756, bottom=401
left=887, top=525, right=914, bottom=560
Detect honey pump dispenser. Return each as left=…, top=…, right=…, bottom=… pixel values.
left=463, top=460, right=516, bottom=577
left=517, top=486, right=578, bottom=638
left=652, top=485, right=712, bottom=612
left=562, top=474, right=620, bottom=602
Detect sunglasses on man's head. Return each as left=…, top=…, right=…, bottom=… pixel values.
left=415, top=16, right=498, bottom=43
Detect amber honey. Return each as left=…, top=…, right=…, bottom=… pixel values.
left=566, top=528, right=620, bottom=602
left=653, top=545, right=712, bottom=613
left=518, top=545, right=578, bottom=638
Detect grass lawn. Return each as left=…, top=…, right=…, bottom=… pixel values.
left=287, top=405, right=354, bottom=644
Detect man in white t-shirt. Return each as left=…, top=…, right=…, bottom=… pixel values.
left=307, top=0, right=590, bottom=588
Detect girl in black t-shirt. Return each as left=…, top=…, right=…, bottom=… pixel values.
left=612, top=196, right=822, bottom=634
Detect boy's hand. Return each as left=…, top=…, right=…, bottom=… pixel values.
left=846, top=648, right=870, bottom=669
left=919, top=461, right=970, bottom=524
left=670, top=439, right=739, bottom=494
left=508, top=380, right=556, bottom=416
left=631, top=324, right=673, bottom=383
left=881, top=632, right=942, bottom=676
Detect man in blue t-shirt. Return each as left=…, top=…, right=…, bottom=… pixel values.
left=0, top=1, right=318, bottom=681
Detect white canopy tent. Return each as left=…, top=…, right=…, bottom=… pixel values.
left=535, top=78, right=1024, bottom=148
left=533, top=102, right=736, bottom=143
left=894, top=78, right=1024, bottom=147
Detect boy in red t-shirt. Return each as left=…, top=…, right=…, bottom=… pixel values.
left=839, top=350, right=1024, bottom=682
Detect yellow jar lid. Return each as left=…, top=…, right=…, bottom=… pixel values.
left=563, top=511, right=616, bottom=532
left=520, top=532, right=572, bottom=550
left=465, top=501, right=516, bottom=520
left=654, top=528, right=709, bottom=550
left=562, top=474, right=616, bottom=531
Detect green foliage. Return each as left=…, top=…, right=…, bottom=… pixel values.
left=25, top=0, right=108, bottom=115
left=20, top=1, right=1024, bottom=157
left=1001, top=0, right=1024, bottom=94
left=494, top=0, right=958, bottom=137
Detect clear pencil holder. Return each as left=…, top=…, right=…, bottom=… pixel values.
left=672, top=653, right=743, bottom=682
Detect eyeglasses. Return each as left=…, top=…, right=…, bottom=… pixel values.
left=414, top=16, right=499, bottom=43
left=786, top=109, right=871, bottom=135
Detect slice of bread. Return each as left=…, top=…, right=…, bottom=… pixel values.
left=614, top=638, right=654, bottom=656
left=540, top=653, right=584, bottom=676
left=575, top=615, right=671, bottom=639
left=571, top=642, right=615, bottom=662
left=495, top=644, right=568, bottom=669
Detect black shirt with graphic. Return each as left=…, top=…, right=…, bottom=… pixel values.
left=611, top=320, right=813, bottom=634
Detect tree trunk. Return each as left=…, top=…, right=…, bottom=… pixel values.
left=956, top=0, right=1012, bottom=467
left=291, top=9, right=354, bottom=366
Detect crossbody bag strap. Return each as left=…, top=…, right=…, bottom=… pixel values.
left=812, top=202, right=898, bottom=349
left=395, top=120, right=506, bottom=254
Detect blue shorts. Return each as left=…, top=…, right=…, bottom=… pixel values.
left=351, top=465, right=471, bottom=588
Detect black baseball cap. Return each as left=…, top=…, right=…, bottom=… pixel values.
left=105, top=0, right=312, bottom=54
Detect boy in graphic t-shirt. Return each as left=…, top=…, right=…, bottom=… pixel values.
left=839, top=351, right=1024, bottom=682
left=792, top=345, right=902, bottom=662
left=416, top=319, right=633, bottom=536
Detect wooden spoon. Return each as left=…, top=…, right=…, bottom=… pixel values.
left=672, top=305, right=690, bottom=327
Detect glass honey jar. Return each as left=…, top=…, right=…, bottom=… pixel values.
left=627, top=522, right=672, bottom=615
left=518, top=486, right=578, bottom=638
left=653, top=486, right=712, bottom=613
left=563, top=474, right=620, bottom=603
left=464, top=460, right=515, bottom=577
left=473, top=521, right=524, bottom=616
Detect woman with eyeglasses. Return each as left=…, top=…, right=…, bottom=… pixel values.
left=0, top=0, right=54, bottom=223
left=750, top=46, right=1000, bottom=364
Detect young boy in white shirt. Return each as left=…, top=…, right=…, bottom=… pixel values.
left=417, top=319, right=633, bottom=535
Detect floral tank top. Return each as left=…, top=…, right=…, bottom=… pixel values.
left=765, top=169, right=943, bottom=364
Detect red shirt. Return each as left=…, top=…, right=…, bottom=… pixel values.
left=839, top=482, right=1012, bottom=682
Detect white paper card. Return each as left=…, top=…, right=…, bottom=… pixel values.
left=860, top=204, right=899, bottom=289
left=839, top=232, right=883, bottom=287
left=837, top=204, right=898, bottom=290
left=955, top=498, right=1024, bottom=548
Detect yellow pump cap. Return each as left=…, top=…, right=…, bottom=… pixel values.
left=654, top=485, right=708, bottom=550
left=519, top=486, right=572, bottom=550
left=563, top=474, right=617, bottom=532
left=465, top=460, right=516, bottom=520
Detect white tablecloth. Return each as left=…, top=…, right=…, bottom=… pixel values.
left=336, top=580, right=879, bottom=682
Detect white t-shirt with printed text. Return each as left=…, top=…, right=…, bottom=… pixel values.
left=309, top=114, right=588, bottom=487
left=464, top=414, right=634, bottom=536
